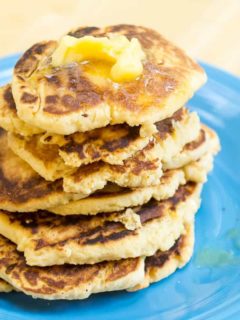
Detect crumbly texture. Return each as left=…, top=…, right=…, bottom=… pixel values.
left=63, top=141, right=163, bottom=193
left=0, top=222, right=193, bottom=300
left=0, top=235, right=145, bottom=299
left=0, top=278, right=13, bottom=293
left=8, top=124, right=216, bottom=194
left=163, top=125, right=220, bottom=170
left=50, top=169, right=186, bottom=215
left=0, top=129, right=84, bottom=212
left=57, top=107, right=200, bottom=167
left=0, top=182, right=201, bottom=267
left=8, top=132, right=76, bottom=181
left=129, top=222, right=194, bottom=291
left=12, top=25, right=206, bottom=135
left=50, top=148, right=215, bottom=216
left=0, top=84, right=43, bottom=136
left=62, top=125, right=218, bottom=194
left=7, top=107, right=200, bottom=184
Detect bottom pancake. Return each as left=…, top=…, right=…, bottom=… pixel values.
left=0, top=221, right=193, bottom=299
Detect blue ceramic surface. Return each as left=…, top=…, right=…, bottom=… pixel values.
left=0, top=54, right=240, bottom=320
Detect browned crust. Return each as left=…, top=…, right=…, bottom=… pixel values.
left=0, top=128, right=4, bottom=137
left=0, top=229, right=188, bottom=297
left=145, top=233, right=185, bottom=269
left=0, top=168, right=63, bottom=204
left=15, top=42, right=56, bottom=75
left=71, top=140, right=159, bottom=183
left=23, top=135, right=62, bottom=163
left=60, top=124, right=141, bottom=158
left=69, top=24, right=202, bottom=73
left=15, top=25, right=204, bottom=116
left=2, top=182, right=196, bottom=250
left=184, top=129, right=205, bottom=151
left=155, top=107, right=185, bottom=140
left=3, top=85, right=16, bottom=112
left=0, top=131, right=65, bottom=205
left=0, top=235, right=139, bottom=295
left=60, top=107, right=185, bottom=162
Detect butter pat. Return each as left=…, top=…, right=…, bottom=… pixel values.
left=51, top=34, right=145, bottom=82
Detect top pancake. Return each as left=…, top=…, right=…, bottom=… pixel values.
left=12, top=25, right=206, bottom=135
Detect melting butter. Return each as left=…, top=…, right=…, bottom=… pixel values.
left=51, top=34, right=145, bottom=82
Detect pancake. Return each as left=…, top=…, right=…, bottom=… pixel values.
left=163, top=125, right=220, bottom=170
left=0, top=278, right=13, bottom=293
left=50, top=169, right=185, bottom=215
left=0, top=222, right=193, bottom=299
left=8, top=107, right=200, bottom=183
left=49, top=149, right=214, bottom=216
left=0, top=129, right=85, bottom=212
left=0, top=128, right=179, bottom=214
left=1, top=84, right=200, bottom=167
left=9, top=134, right=163, bottom=188
left=48, top=107, right=200, bottom=167
left=0, top=84, right=200, bottom=169
left=0, top=182, right=201, bottom=266
left=8, top=124, right=218, bottom=195
left=8, top=131, right=77, bottom=181
left=0, top=84, right=43, bottom=136
left=12, top=24, right=206, bottom=135
left=184, top=152, right=215, bottom=183
left=0, top=235, right=144, bottom=299
left=1, top=127, right=210, bottom=214
left=62, top=125, right=219, bottom=194
left=129, top=222, right=194, bottom=291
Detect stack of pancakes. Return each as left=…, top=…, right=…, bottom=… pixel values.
left=0, top=25, right=220, bottom=300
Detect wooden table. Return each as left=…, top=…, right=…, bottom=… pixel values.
left=0, top=0, right=239, bottom=75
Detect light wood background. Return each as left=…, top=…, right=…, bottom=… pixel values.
left=0, top=0, right=239, bottom=75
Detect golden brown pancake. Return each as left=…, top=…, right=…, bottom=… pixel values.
left=0, top=127, right=216, bottom=214
left=45, top=107, right=200, bottom=167
left=7, top=118, right=205, bottom=196
left=0, top=128, right=178, bottom=215
left=8, top=131, right=77, bottom=181
left=12, top=25, right=206, bottom=135
left=0, top=84, right=43, bottom=136
left=0, top=278, right=13, bottom=293
left=9, top=134, right=163, bottom=188
left=0, top=84, right=200, bottom=168
left=130, top=222, right=194, bottom=291
left=0, top=182, right=201, bottom=266
left=62, top=125, right=219, bottom=194
left=7, top=124, right=219, bottom=195
left=7, top=106, right=200, bottom=182
left=0, top=222, right=193, bottom=299
left=49, top=148, right=215, bottom=216
left=0, top=129, right=85, bottom=212
left=50, top=169, right=185, bottom=215
left=0, top=234, right=144, bottom=299
left=163, top=125, right=220, bottom=170
left=62, top=141, right=163, bottom=193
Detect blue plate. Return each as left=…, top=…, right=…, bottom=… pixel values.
left=0, top=55, right=240, bottom=320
